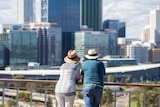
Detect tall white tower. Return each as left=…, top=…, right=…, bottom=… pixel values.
left=150, top=6, right=160, bottom=43
left=142, top=25, right=150, bottom=43
left=17, top=0, right=36, bottom=24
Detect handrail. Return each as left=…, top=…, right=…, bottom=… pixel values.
left=0, top=79, right=160, bottom=88
left=0, top=79, right=160, bottom=107
left=103, top=82, right=160, bottom=88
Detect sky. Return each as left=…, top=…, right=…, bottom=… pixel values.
left=0, top=0, right=159, bottom=39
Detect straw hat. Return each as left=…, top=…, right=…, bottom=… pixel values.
left=64, top=50, right=80, bottom=64
left=85, top=49, right=99, bottom=59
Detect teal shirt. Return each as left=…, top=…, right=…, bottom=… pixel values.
left=81, top=60, right=105, bottom=86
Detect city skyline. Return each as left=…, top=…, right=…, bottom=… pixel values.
left=0, top=0, right=159, bottom=39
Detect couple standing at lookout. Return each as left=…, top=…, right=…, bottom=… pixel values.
left=55, top=49, right=106, bottom=107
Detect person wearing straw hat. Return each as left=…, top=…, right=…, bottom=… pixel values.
left=81, top=49, right=105, bottom=107
left=55, top=50, right=81, bottom=107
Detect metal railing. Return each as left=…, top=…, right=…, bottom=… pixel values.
left=0, top=79, right=160, bottom=107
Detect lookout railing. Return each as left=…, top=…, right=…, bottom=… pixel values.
left=0, top=79, right=160, bottom=107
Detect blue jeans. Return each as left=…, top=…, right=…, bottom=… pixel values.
left=83, top=85, right=103, bottom=107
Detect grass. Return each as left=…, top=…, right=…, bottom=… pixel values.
left=131, top=101, right=143, bottom=107
left=0, top=105, right=8, bottom=107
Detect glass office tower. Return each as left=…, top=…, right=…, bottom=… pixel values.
left=103, top=20, right=126, bottom=38
left=41, top=0, right=80, bottom=32
left=10, top=31, right=37, bottom=65
left=0, top=31, right=37, bottom=66
left=41, top=0, right=80, bottom=61
left=17, top=0, right=36, bottom=24
left=80, top=0, right=102, bottom=31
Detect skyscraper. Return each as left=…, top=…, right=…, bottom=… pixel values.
left=150, top=6, right=160, bottom=45
left=17, top=0, right=36, bottom=24
left=103, top=19, right=126, bottom=38
left=41, top=0, right=80, bottom=32
left=80, top=0, right=102, bottom=31
left=41, top=0, right=80, bottom=61
left=41, top=0, right=103, bottom=63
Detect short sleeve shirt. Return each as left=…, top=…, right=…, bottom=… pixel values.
left=81, top=60, right=105, bottom=86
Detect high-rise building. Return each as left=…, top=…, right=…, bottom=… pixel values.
left=80, top=0, right=102, bottom=31
left=0, top=29, right=38, bottom=66
left=0, top=23, right=62, bottom=66
left=150, top=6, right=160, bottom=44
left=75, top=31, right=117, bottom=62
left=17, top=0, right=36, bottom=24
left=142, top=25, right=150, bottom=43
left=103, top=19, right=126, bottom=38
left=41, top=0, right=80, bottom=61
left=41, top=0, right=103, bottom=62
left=148, top=48, right=160, bottom=63
left=127, top=42, right=148, bottom=63
left=35, top=23, right=62, bottom=66
left=41, top=0, right=80, bottom=32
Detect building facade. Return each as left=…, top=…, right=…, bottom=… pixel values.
left=0, top=23, right=62, bottom=66
left=10, top=30, right=37, bottom=65
left=41, top=0, right=80, bottom=59
left=127, top=42, right=148, bottom=63
left=23, top=23, right=62, bottom=66
left=17, top=0, right=36, bottom=24
left=34, top=23, right=62, bottom=66
left=0, top=30, right=37, bottom=66
left=148, top=48, right=160, bottom=63
left=80, top=0, right=102, bottom=31
left=142, top=25, right=150, bottom=43
left=103, top=19, right=126, bottom=38
left=75, top=31, right=117, bottom=62
left=41, top=0, right=80, bottom=32
left=150, top=6, right=160, bottom=45
left=0, top=33, right=10, bottom=68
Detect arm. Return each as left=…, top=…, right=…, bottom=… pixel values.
left=80, top=70, right=84, bottom=83
left=75, top=64, right=81, bottom=84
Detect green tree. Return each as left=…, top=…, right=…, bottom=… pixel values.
left=102, top=88, right=113, bottom=106
left=46, top=96, right=53, bottom=107
left=14, top=75, right=25, bottom=79
left=76, top=91, right=83, bottom=99
left=107, top=75, right=116, bottom=82
left=132, top=86, right=160, bottom=107
left=125, top=76, right=131, bottom=83
left=120, top=77, right=125, bottom=83
left=14, top=75, right=26, bottom=89
left=19, top=92, right=30, bottom=101
left=26, top=83, right=37, bottom=91
left=7, top=99, right=16, bottom=107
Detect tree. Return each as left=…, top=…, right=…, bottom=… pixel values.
left=14, top=75, right=26, bottom=89
left=19, top=92, right=30, bottom=101
left=107, top=75, right=116, bottom=82
left=125, top=76, right=131, bottom=83
left=102, top=87, right=113, bottom=106
left=46, top=96, right=53, bottom=107
left=132, top=86, right=160, bottom=107
left=7, top=99, right=16, bottom=107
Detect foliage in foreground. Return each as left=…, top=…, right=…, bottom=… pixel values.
left=131, top=86, right=160, bottom=107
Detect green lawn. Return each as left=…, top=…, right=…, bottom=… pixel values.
left=131, top=101, right=143, bottom=107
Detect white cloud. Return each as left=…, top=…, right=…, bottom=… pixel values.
left=0, top=0, right=17, bottom=24
left=103, top=0, right=160, bottom=38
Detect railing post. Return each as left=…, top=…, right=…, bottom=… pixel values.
left=16, top=88, right=19, bottom=107
left=44, top=89, right=47, bottom=107
left=128, top=92, right=131, bottom=107
left=2, top=83, right=5, bottom=107
left=56, top=96, right=58, bottom=107
left=113, top=91, right=116, bottom=107
left=143, top=92, right=146, bottom=107
left=30, top=89, right=33, bottom=107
